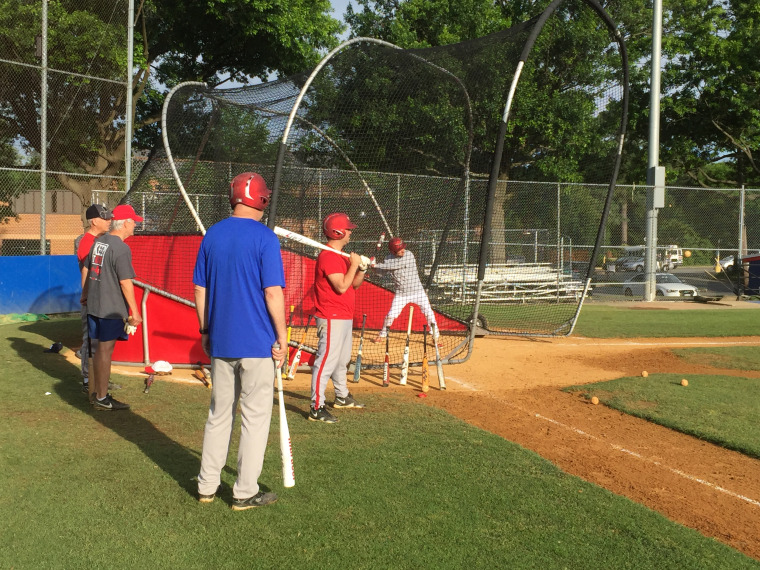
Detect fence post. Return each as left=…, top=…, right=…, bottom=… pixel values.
left=39, top=0, right=48, bottom=255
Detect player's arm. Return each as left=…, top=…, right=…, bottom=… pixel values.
left=194, top=284, right=210, bottom=356
left=80, top=264, right=89, bottom=305
left=264, top=285, right=287, bottom=364
left=120, top=278, right=142, bottom=326
left=327, top=252, right=361, bottom=293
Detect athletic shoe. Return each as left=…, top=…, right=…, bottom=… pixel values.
left=92, top=394, right=130, bottom=411
left=334, top=393, right=365, bottom=409
left=371, top=335, right=385, bottom=343
left=309, top=406, right=337, bottom=423
left=231, top=491, right=278, bottom=511
left=199, top=485, right=221, bottom=504
left=81, top=383, right=90, bottom=394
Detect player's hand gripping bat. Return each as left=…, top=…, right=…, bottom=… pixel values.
left=283, top=304, right=295, bottom=378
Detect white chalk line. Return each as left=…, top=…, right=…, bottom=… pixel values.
left=561, top=339, right=760, bottom=347
left=445, top=376, right=760, bottom=508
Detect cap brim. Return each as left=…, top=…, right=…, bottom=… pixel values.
left=132, top=215, right=144, bottom=222
left=346, top=221, right=357, bottom=229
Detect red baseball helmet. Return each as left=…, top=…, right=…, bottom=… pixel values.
left=389, top=237, right=406, bottom=254
left=229, top=172, right=271, bottom=210
left=323, top=212, right=357, bottom=239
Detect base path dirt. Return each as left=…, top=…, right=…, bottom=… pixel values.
left=424, top=333, right=760, bottom=560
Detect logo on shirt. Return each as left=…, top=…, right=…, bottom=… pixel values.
left=89, top=241, right=109, bottom=280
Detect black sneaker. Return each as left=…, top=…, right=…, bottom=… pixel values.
left=81, top=383, right=90, bottom=394
left=93, top=394, right=130, bottom=411
left=199, top=485, right=221, bottom=504
left=309, top=406, right=337, bottom=423
left=231, top=491, right=278, bottom=511
left=334, top=392, right=365, bottom=409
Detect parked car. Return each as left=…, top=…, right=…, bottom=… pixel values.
left=718, top=251, right=760, bottom=270
left=622, top=273, right=699, bottom=297
left=616, top=256, right=661, bottom=272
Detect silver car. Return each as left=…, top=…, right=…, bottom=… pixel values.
left=623, top=273, right=699, bottom=297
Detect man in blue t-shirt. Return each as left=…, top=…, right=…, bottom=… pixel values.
left=193, top=171, right=286, bottom=511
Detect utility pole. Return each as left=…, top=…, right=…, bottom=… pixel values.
left=645, top=0, right=666, bottom=300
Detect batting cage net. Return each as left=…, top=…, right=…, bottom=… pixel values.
left=122, top=0, right=627, bottom=374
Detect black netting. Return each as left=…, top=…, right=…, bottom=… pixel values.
left=124, top=0, right=628, bottom=370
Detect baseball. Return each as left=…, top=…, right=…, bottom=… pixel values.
left=680, top=378, right=689, bottom=387
left=641, top=371, right=648, bottom=377
left=359, top=211, right=366, bottom=218
left=684, top=250, right=692, bottom=258
left=590, top=396, right=599, bottom=405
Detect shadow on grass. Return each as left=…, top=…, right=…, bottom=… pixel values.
left=11, top=319, right=202, bottom=500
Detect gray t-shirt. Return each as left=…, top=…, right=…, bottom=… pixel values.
left=374, top=250, right=425, bottom=295
left=85, top=233, right=136, bottom=319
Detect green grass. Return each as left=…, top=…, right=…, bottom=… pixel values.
left=2, top=318, right=758, bottom=568
left=574, top=305, right=760, bottom=338
left=671, top=346, right=760, bottom=371
left=564, top=374, right=760, bottom=459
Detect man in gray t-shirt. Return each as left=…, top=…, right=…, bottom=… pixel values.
left=82, top=204, right=143, bottom=411
left=372, top=236, right=440, bottom=345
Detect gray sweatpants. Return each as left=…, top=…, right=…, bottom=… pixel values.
left=79, top=304, right=98, bottom=381
left=197, top=357, right=274, bottom=500
left=311, top=318, right=353, bottom=409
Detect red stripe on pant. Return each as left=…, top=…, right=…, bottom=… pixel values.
left=314, top=319, right=331, bottom=409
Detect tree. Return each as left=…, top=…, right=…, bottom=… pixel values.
left=342, top=0, right=627, bottom=262
left=0, top=0, right=343, bottom=222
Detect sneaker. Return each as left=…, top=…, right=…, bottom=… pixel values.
left=371, top=335, right=385, bottom=343
left=334, top=392, right=365, bottom=409
left=231, top=491, right=278, bottom=511
left=199, top=485, right=221, bottom=504
left=93, top=394, right=130, bottom=411
left=81, top=383, right=90, bottom=394
left=309, top=406, right=337, bottom=423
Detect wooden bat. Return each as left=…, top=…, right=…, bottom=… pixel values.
left=287, top=314, right=314, bottom=380
left=274, top=344, right=295, bottom=488
left=274, top=226, right=350, bottom=259
left=433, top=324, right=446, bottom=390
left=421, top=324, right=429, bottom=393
left=353, top=314, right=367, bottom=383
left=283, top=304, right=295, bottom=378
left=399, top=306, right=414, bottom=385
left=382, top=335, right=390, bottom=387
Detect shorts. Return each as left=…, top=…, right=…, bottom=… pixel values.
left=88, top=315, right=128, bottom=342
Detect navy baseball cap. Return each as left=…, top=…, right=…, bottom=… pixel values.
left=86, top=204, right=112, bottom=220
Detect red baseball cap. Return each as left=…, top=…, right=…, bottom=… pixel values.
left=111, top=204, right=144, bottom=222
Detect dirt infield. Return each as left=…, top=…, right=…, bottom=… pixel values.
left=107, top=301, right=760, bottom=560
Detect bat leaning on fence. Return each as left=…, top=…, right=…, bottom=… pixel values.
left=399, top=306, right=414, bottom=385
left=287, top=314, right=314, bottom=380
left=433, top=325, right=446, bottom=390
left=274, top=344, right=295, bottom=488
left=421, top=324, right=429, bottom=393
left=382, top=335, right=390, bottom=388
left=283, top=304, right=295, bottom=378
left=353, top=314, right=367, bottom=383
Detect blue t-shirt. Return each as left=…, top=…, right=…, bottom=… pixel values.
left=193, top=217, right=285, bottom=358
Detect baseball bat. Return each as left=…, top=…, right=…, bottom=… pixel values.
left=421, top=324, right=429, bottom=393
left=399, top=306, right=414, bottom=385
left=353, top=314, right=367, bottom=383
left=274, top=226, right=350, bottom=259
left=287, top=314, right=314, bottom=380
left=274, top=344, right=295, bottom=488
left=382, top=335, right=390, bottom=387
left=370, top=231, right=386, bottom=265
left=433, top=324, right=446, bottom=390
left=283, top=304, right=295, bottom=378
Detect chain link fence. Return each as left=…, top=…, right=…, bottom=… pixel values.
left=0, top=0, right=130, bottom=255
